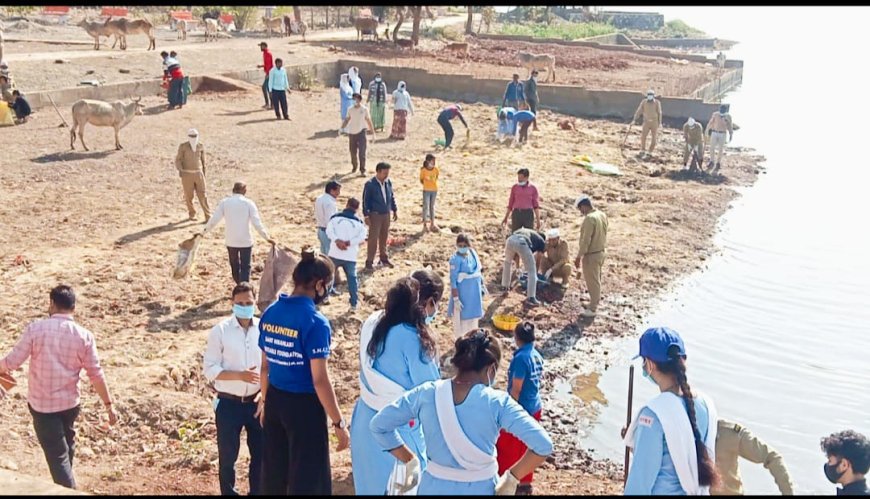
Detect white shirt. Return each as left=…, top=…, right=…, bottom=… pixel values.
left=204, top=194, right=270, bottom=248
left=346, top=104, right=370, bottom=135
left=202, top=315, right=262, bottom=397
left=326, top=212, right=368, bottom=262
left=392, top=90, right=414, bottom=113
left=314, top=193, right=337, bottom=229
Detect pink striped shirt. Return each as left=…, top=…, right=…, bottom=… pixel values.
left=507, top=182, right=540, bottom=211
left=0, top=314, right=105, bottom=413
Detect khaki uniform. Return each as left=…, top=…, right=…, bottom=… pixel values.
left=634, top=98, right=662, bottom=153
left=539, top=239, right=573, bottom=285
left=682, top=122, right=705, bottom=166
left=175, top=142, right=210, bottom=220
left=713, top=419, right=794, bottom=496
left=576, top=210, right=608, bottom=312
left=706, top=111, right=734, bottom=166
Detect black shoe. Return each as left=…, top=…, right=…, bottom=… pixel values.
left=283, top=117, right=290, bottom=120
left=526, top=297, right=542, bottom=307
left=364, top=263, right=374, bottom=271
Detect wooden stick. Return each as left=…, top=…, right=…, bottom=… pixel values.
left=46, top=94, right=69, bottom=128
left=624, top=364, right=635, bottom=485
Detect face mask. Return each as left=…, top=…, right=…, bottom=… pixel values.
left=518, top=181, right=528, bottom=186
left=456, top=247, right=469, bottom=256
left=642, top=362, right=657, bottom=386
left=233, top=304, right=255, bottom=320
left=189, top=137, right=198, bottom=149
left=824, top=461, right=845, bottom=484
left=375, top=77, right=382, bottom=82
left=313, top=282, right=330, bottom=305
left=687, top=118, right=696, bottom=127
left=424, top=302, right=438, bottom=325
left=647, top=95, right=654, bottom=101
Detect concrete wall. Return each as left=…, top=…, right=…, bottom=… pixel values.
left=580, top=33, right=637, bottom=47
left=633, top=38, right=738, bottom=49
left=598, top=11, right=664, bottom=31
left=221, top=61, right=342, bottom=89
left=690, top=67, right=743, bottom=102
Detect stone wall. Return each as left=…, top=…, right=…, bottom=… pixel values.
left=598, top=11, right=664, bottom=31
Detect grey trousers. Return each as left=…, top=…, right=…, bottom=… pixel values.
left=502, top=235, right=537, bottom=299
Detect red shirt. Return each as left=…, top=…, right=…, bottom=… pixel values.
left=507, top=182, right=540, bottom=210
left=170, top=66, right=184, bottom=80
left=262, top=49, right=274, bottom=75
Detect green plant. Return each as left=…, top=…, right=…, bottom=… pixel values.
left=422, top=25, right=463, bottom=42
left=497, top=21, right=616, bottom=41
left=4, top=6, right=37, bottom=16
left=297, top=68, right=314, bottom=91
left=660, top=19, right=707, bottom=39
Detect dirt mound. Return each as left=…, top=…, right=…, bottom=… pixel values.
left=196, top=75, right=257, bottom=93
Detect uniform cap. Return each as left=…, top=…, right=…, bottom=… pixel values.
left=187, top=128, right=199, bottom=137
left=632, top=327, right=686, bottom=363
left=575, top=195, right=590, bottom=209
left=647, top=89, right=655, bottom=95
left=546, top=228, right=560, bottom=240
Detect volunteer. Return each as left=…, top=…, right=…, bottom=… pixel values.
left=370, top=329, right=553, bottom=495
left=447, top=233, right=486, bottom=339
left=623, top=327, right=720, bottom=495
left=350, top=270, right=444, bottom=495
left=257, top=248, right=349, bottom=495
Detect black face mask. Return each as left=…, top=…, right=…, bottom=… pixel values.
left=824, top=460, right=845, bottom=484
left=313, top=281, right=331, bottom=305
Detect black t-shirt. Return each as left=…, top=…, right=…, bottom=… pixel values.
left=513, top=228, right=546, bottom=253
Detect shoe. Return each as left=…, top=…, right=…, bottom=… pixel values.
left=263, top=104, right=271, bottom=109
left=380, top=260, right=395, bottom=269
left=364, top=263, right=374, bottom=271
left=329, top=288, right=341, bottom=297
left=283, top=117, right=290, bottom=121
left=580, top=308, right=596, bottom=318
left=526, top=297, right=542, bottom=307
left=350, top=303, right=358, bottom=311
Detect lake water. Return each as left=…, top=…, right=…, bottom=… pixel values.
left=574, top=7, right=870, bottom=495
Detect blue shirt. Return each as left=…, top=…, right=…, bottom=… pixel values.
left=513, top=110, right=536, bottom=123
left=503, top=80, right=526, bottom=102
left=258, top=294, right=331, bottom=393
left=268, top=67, right=289, bottom=92
left=508, top=343, right=543, bottom=414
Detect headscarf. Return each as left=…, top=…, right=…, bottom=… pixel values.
left=348, top=66, right=361, bottom=92
left=371, top=73, right=385, bottom=102
left=339, top=73, right=352, bottom=95
left=187, top=128, right=199, bottom=150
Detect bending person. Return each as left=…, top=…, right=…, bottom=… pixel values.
left=447, top=233, right=486, bottom=339
left=370, top=329, right=553, bottom=495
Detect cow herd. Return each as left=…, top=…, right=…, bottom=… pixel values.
left=77, top=17, right=155, bottom=51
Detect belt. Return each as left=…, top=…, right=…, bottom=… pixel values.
left=711, top=130, right=727, bottom=134
left=217, top=391, right=260, bottom=403
left=317, top=226, right=326, bottom=230
left=179, top=170, right=202, bottom=174
left=584, top=250, right=604, bottom=256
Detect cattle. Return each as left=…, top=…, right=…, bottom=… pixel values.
left=176, top=19, right=188, bottom=40
left=69, top=97, right=145, bottom=151
left=517, top=51, right=556, bottom=82
left=354, top=17, right=379, bottom=42
left=262, top=16, right=283, bottom=38
left=78, top=18, right=122, bottom=50
left=445, top=42, right=469, bottom=58
left=283, top=15, right=307, bottom=41
left=108, top=18, right=156, bottom=51
left=395, top=38, right=414, bottom=52
left=204, top=18, right=218, bottom=42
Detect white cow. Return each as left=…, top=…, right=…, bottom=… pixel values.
left=70, top=97, right=145, bottom=151
left=204, top=18, right=218, bottom=42
left=518, top=51, right=556, bottom=82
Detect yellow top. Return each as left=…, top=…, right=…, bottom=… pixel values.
left=420, top=166, right=439, bottom=192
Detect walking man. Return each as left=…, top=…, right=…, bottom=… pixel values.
left=341, top=92, right=375, bottom=176
left=501, top=168, right=541, bottom=231
left=203, top=282, right=264, bottom=496
left=705, top=103, right=734, bottom=172
left=524, top=70, right=540, bottom=131
left=501, top=227, right=548, bottom=307
left=257, top=41, right=273, bottom=110
left=502, top=73, right=526, bottom=110
left=362, top=162, right=397, bottom=271
left=326, top=197, right=368, bottom=311
left=175, top=128, right=211, bottom=222
left=268, top=58, right=290, bottom=120
left=0, top=285, right=118, bottom=489
left=633, top=89, right=662, bottom=158
left=573, top=196, right=608, bottom=318
left=314, top=181, right=341, bottom=255
left=538, top=228, right=573, bottom=289
left=201, top=182, right=276, bottom=284
left=713, top=419, right=794, bottom=495
left=682, top=116, right=705, bottom=171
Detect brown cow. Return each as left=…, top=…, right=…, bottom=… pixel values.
left=108, top=18, right=156, bottom=51
left=445, top=42, right=469, bottom=58
left=262, top=16, right=283, bottom=38
left=283, top=15, right=307, bottom=41
left=78, top=17, right=122, bottom=50
left=354, top=17, right=379, bottom=42
left=70, top=97, right=145, bottom=151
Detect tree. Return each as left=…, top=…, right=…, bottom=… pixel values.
left=293, top=6, right=302, bottom=23
left=410, top=6, right=423, bottom=46
left=392, top=7, right=406, bottom=42
left=466, top=6, right=473, bottom=34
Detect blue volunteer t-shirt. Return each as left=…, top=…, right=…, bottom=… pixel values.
left=508, top=343, right=543, bottom=414
left=513, top=110, right=536, bottom=123
left=258, top=294, right=331, bottom=394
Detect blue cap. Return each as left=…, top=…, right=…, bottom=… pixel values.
left=632, top=327, right=686, bottom=363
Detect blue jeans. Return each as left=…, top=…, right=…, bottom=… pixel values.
left=216, top=397, right=263, bottom=495
left=422, top=191, right=437, bottom=221
left=331, top=258, right=358, bottom=306
left=317, top=228, right=330, bottom=255
left=438, top=114, right=454, bottom=147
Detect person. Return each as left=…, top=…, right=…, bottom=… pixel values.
left=338, top=73, right=354, bottom=134
left=350, top=271, right=444, bottom=495
left=0, top=60, right=11, bottom=85
left=0, top=75, right=13, bottom=103
left=368, top=72, right=388, bottom=132
left=257, top=41, right=274, bottom=109
left=712, top=419, right=794, bottom=495
left=623, top=327, right=719, bottom=495
left=820, top=430, right=870, bottom=496
left=166, top=53, right=185, bottom=110
left=160, top=51, right=173, bottom=98
left=633, top=89, right=662, bottom=158
left=437, top=103, right=468, bottom=149
left=496, top=321, right=544, bottom=496
left=325, top=197, right=368, bottom=311
left=705, top=103, right=734, bottom=172
left=538, top=228, right=573, bottom=289
left=420, top=153, right=440, bottom=233
left=256, top=248, right=349, bottom=495
left=175, top=128, right=211, bottom=222
left=10, top=89, right=31, bottom=124
left=390, top=80, right=415, bottom=140
left=524, top=71, right=540, bottom=131
left=447, top=233, right=485, bottom=339
left=348, top=65, right=362, bottom=94
left=202, top=282, right=264, bottom=496
left=201, top=182, right=276, bottom=284
left=573, top=196, right=608, bottom=318
left=682, top=117, right=705, bottom=171
left=268, top=58, right=290, bottom=120
left=502, top=73, right=526, bottom=110
left=512, top=107, right=537, bottom=145
left=501, top=227, right=548, bottom=307
left=501, top=168, right=541, bottom=232
left=362, top=162, right=398, bottom=271
left=314, top=181, right=341, bottom=255
left=341, top=92, right=375, bottom=176
left=496, top=107, right=517, bottom=143
left=0, top=285, right=118, bottom=489
left=369, top=329, right=553, bottom=495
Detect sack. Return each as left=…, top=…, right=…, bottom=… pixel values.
left=0, top=101, right=14, bottom=127
left=172, top=235, right=202, bottom=279
left=258, top=245, right=297, bottom=312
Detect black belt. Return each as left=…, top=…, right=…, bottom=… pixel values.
left=711, top=130, right=727, bottom=133
left=584, top=250, right=604, bottom=255
left=217, top=391, right=260, bottom=403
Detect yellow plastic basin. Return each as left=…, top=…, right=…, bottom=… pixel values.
left=492, top=314, right=520, bottom=332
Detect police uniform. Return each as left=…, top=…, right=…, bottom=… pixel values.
left=633, top=94, right=662, bottom=154
left=712, top=419, right=794, bottom=495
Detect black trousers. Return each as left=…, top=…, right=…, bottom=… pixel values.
left=227, top=246, right=252, bottom=284
left=216, top=397, right=264, bottom=496
left=30, top=404, right=80, bottom=489
left=271, top=89, right=288, bottom=119
left=438, top=114, right=454, bottom=147
left=261, top=388, right=331, bottom=495
left=348, top=130, right=367, bottom=173
left=527, top=98, right=538, bottom=114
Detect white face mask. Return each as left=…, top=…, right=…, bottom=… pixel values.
left=188, top=136, right=198, bottom=149
left=687, top=118, right=696, bottom=127
left=375, top=77, right=382, bottom=83
left=647, top=95, right=654, bottom=101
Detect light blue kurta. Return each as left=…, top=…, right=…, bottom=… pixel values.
left=340, top=86, right=354, bottom=120
left=370, top=382, right=553, bottom=495
left=447, top=249, right=485, bottom=321
left=624, top=397, right=712, bottom=495
left=350, top=322, right=441, bottom=495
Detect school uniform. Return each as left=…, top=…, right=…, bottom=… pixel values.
left=496, top=343, right=544, bottom=485
left=447, top=248, right=485, bottom=338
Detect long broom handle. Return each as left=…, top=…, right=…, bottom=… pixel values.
left=621, top=122, right=633, bottom=148
left=623, top=364, right=635, bottom=484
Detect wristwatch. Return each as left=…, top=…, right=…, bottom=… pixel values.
left=332, top=418, right=347, bottom=430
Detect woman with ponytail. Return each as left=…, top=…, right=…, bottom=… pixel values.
left=623, top=327, right=720, bottom=495
left=350, top=269, right=444, bottom=494
left=370, top=329, right=553, bottom=495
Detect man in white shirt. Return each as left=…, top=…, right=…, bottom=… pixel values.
left=325, top=197, right=368, bottom=311
left=202, top=282, right=263, bottom=495
left=340, top=92, right=375, bottom=176
left=201, top=182, right=275, bottom=284
left=314, top=181, right=341, bottom=255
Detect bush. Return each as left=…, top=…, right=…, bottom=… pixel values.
left=297, top=69, right=314, bottom=91
left=498, top=21, right=616, bottom=40
left=421, top=25, right=463, bottom=42
left=660, top=19, right=706, bottom=39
